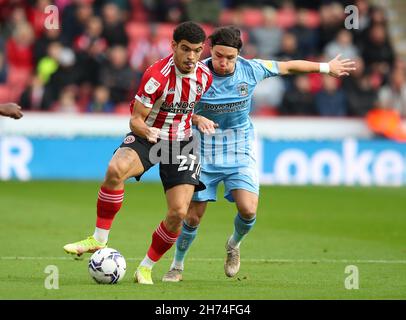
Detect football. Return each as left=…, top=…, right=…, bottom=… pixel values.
left=88, top=248, right=127, bottom=284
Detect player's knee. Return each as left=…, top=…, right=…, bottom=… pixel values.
left=167, top=205, right=189, bottom=224
left=238, top=201, right=258, bottom=220
left=105, top=162, right=127, bottom=185
left=185, top=213, right=201, bottom=227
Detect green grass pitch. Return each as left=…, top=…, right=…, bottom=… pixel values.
left=0, top=181, right=405, bottom=299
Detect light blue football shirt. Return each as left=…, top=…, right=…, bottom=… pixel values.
left=194, top=56, right=279, bottom=169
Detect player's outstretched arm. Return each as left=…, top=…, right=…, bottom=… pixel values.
left=129, top=99, right=160, bottom=143
left=277, top=54, right=356, bottom=78
left=0, top=103, right=24, bottom=119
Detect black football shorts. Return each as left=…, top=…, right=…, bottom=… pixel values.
left=118, top=133, right=205, bottom=192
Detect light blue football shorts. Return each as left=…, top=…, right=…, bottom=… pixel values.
left=192, top=164, right=259, bottom=203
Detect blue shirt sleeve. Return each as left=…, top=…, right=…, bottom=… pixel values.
left=250, top=59, right=280, bottom=82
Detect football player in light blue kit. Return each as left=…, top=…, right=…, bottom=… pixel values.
left=163, top=26, right=356, bottom=281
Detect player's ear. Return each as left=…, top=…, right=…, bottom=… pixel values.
left=171, top=40, right=177, bottom=52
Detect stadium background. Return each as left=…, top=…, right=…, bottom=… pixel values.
left=0, top=0, right=405, bottom=300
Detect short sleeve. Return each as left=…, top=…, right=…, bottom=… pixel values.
left=250, top=59, right=280, bottom=82
left=134, top=67, right=164, bottom=108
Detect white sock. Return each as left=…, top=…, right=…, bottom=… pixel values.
left=227, top=235, right=241, bottom=249
left=93, top=227, right=109, bottom=244
left=140, top=255, right=156, bottom=269
left=170, top=259, right=184, bottom=271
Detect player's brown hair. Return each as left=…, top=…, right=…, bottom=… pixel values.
left=173, top=21, right=206, bottom=44
left=209, top=26, right=243, bottom=51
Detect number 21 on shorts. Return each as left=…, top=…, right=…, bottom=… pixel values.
left=177, top=154, right=201, bottom=176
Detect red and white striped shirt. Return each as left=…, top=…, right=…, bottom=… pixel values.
left=133, top=54, right=212, bottom=141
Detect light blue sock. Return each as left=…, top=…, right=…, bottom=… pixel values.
left=171, top=221, right=198, bottom=270
left=229, top=212, right=256, bottom=248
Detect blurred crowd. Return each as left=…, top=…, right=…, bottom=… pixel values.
left=0, top=0, right=405, bottom=117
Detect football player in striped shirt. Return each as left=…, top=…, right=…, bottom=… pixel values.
left=162, top=26, right=356, bottom=282
left=64, top=21, right=213, bottom=285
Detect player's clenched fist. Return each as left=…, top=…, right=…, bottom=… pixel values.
left=0, top=103, right=24, bottom=119
left=193, top=114, right=219, bottom=134
left=146, top=127, right=161, bottom=143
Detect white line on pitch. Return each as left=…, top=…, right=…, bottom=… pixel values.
left=1, top=257, right=406, bottom=264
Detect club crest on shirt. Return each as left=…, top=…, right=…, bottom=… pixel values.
left=145, top=77, right=160, bottom=94
left=123, top=135, right=135, bottom=144
left=237, top=83, right=249, bottom=97
left=196, top=84, right=203, bottom=95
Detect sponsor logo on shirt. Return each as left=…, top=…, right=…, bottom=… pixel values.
left=161, top=101, right=196, bottom=114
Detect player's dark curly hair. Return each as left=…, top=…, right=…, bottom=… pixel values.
left=209, top=26, right=243, bottom=51
left=173, top=21, right=206, bottom=44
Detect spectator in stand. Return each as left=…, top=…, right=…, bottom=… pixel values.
left=289, top=8, right=318, bottom=59
left=351, top=0, right=373, bottom=47
left=45, top=45, right=82, bottom=103
left=37, top=41, right=63, bottom=85
left=249, top=7, right=282, bottom=59
left=0, top=6, right=28, bottom=39
left=34, top=27, right=64, bottom=66
left=145, top=0, right=187, bottom=23
left=51, top=85, right=80, bottom=113
left=98, top=45, right=134, bottom=104
left=369, top=5, right=389, bottom=27
left=360, top=23, right=395, bottom=78
left=324, top=29, right=359, bottom=61
left=101, top=2, right=128, bottom=47
left=276, top=31, right=301, bottom=90
left=93, top=0, right=131, bottom=12
left=342, top=57, right=377, bottom=116
left=315, top=75, right=347, bottom=116
left=317, top=2, right=345, bottom=53
left=26, top=0, right=52, bottom=38
left=55, top=0, right=73, bottom=12
left=276, top=32, right=302, bottom=61
left=0, top=51, right=7, bottom=83
left=184, top=0, right=221, bottom=25
left=74, top=15, right=108, bottom=85
left=87, top=85, right=114, bottom=113
left=129, top=26, right=170, bottom=77
left=279, top=75, right=316, bottom=115
left=6, top=22, right=35, bottom=71
left=377, top=70, right=406, bottom=117
left=19, top=75, right=54, bottom=111
left=61, top=1, right=94, bottom=45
